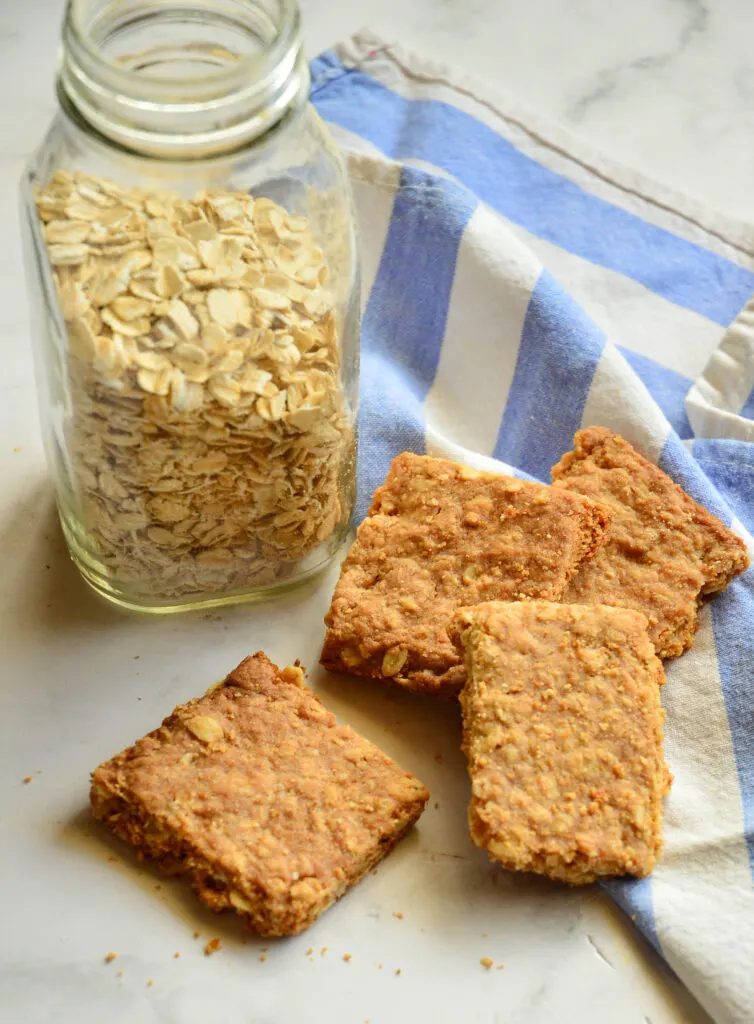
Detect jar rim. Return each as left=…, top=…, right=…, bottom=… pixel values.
left=66, top=0, right=300, bottom=94
left=59, top=1, right=309, bottom=157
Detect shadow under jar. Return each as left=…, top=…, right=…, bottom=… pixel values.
left=21, top=0, right=360, bottom=612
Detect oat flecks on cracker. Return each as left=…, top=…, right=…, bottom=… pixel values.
left=90, top=653, right=428, bottom=937
left=552, top=427, right=749, bottom=658
left=321, top=452, right=611, bottom=696
left=36, top=170, right=352, bottom=600
left=454, top=601, right=670, bottom=885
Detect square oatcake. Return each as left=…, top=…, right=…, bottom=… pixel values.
left=91, top=653, right=428, bottom=936
left=453, top=600, right=670, bottom=885
left=321, top=452, right=611, bottom=696
left=552, top=426, right=750, bottom=658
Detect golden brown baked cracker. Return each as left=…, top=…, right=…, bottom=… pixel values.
left=552, top=427, right=750, bottom=658
left=321, top=452, right=611, bottom=696
left=91, top=653, right=428, bottom=937
left=454, top=601, right=670, bottom=885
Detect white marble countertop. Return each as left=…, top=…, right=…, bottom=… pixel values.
left=1, top=2, right=747, bottom=1022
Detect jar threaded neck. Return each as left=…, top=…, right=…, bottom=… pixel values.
left=59, top=0, right=308, bottom=158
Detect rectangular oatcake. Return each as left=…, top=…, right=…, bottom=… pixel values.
left=552, top=426, right=750, bottom=658
left=453, top=600, right=670, bottom=885
left=321, top=452, right=611, bottom=696
left=91, top=653, right=429, bottom=936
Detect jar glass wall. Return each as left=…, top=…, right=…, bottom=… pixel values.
left=21, top=0, right=360, bottom=612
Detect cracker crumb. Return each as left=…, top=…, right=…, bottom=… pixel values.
left=173, top=952, right=180, bottom=959
left=262, top=947, right=269, bottom=952
left=342, top=953, right=352, bottom=962
left=204, top=938, right=221, bottom=956
left=395, top=968, right=402, bottom=976
left=320, top=947, right=328, bottom=956
left=497, top=964, right=504, bottom=970
left=22, top=776, right=32, bottom=784
left=434, top=801, right=439, bottom=809
left=146, top=979, right=154, bottom=987
left=259, top=955, right=268, bottom=962
left=305, top=947, right=313, bottom=956
left=193, top=930, right=200, bottom=938
left=480, top=958, right=494, bottom=969
left=104, top=952, right=118, bottom=964
left=378, top=963, right=383, bottom=969
left=393, top=912, right=404, bottom=920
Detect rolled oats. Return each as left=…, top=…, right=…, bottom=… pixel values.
left=36, top=170, right=353, bottom=602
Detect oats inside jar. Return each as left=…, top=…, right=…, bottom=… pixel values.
left=36, top=170, right=354, bottom=601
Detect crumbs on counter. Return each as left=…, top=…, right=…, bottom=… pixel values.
left=480, top=958, right=494, bottom=969
left=173, top=952, right=180, bottom=959
left=259, top=955, right=268, bottom=962
left=23, top=776, right=33, bottom=784
left=305, top=947, right=313, bottom=956
left=204, top=938, right=221, bottom=956
left=342, top=953, right=352, bottom=963
left=395, top=969, right=402, bottom=976
left=320, top=947, right=328, bottom=956
left=104, top=952, right=118, bottom=963
left=393, top=912, right=404, bottom=920
left=146, top=979, right=154, bottom=987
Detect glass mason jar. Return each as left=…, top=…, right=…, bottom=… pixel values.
left=21, top=0, right=360, bottom=612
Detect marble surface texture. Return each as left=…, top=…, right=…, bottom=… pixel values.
left=1, top=1, right=750, bottom=1022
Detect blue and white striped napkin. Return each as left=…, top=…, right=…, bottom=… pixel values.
left=310, top=31, right=754, bottom=1024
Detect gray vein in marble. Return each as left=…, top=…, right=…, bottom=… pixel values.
left=586, top=932, right=616, bottom=970
left=566, top=0, right=709, bottom=121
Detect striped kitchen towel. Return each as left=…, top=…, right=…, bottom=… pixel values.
left=310, top=31, right=754, bottom=1024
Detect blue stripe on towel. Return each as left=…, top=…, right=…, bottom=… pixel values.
left=358, top=165, right=477, bottom=516
left=692, top=439, right=754, bottom=538
left=493, top=270, right=605, bottom=481
left=660, top=434, right=754, bottom=876
left=605, top=878, right=662, bottom=955
left=659, top=433, right=733, bottom=525
left=620, top=349, right=693, bottom=439
left=311, top=54, right=754, bottom=327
